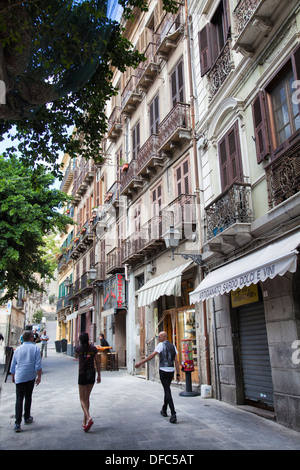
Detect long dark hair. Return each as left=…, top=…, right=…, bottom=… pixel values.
left=79, top=332, right=89, bottom=356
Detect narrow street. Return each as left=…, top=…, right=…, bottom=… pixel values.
left=0, top=322, right=299, bottom=454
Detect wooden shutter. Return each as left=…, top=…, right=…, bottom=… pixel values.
left=132, top=122, right=140, bottom=159
left=199, top=25, right=212, bottom=77
left=219, top=122, right=243, bottom=191
left=252, top=92, right=270, bottom=164
left=171, top=61, right=184, bottom=107
left=151, top=183, right=163, bottom=216
left=150, top=95, right=159, bottom=135
left=175, top=158, right=190, bottom=196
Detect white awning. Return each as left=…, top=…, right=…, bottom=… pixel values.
left=189, top=231, right=300, bottom=304
left=65, top=311, right=78, bottom=321
left=138, top=261, right=193, bottom=308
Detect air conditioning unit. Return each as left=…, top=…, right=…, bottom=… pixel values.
left=147, top=264, right=156, bottom=274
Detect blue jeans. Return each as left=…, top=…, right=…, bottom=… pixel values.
left=15, top=380, right=35, bottom=425
left=159, top=370, right=176, bottom=416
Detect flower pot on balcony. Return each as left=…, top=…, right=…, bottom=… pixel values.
left=121, top=163, right=129, bottom=172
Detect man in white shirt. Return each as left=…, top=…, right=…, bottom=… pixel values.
left=135, top=331, right=180, bottom=423
left=40, top=330, right=49, bottom=358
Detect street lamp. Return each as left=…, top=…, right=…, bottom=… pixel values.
left=88, top=266, right=102, bottom=288
left=64, top=277, right=71, bottom=289
left=163, top=225, right=204, bottom=266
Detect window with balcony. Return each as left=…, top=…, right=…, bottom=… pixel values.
left=198, top=0, right=231, bottom=77
left=252, top=46, right=300, bottom=163
left=252, top=46, right=300, bottom=208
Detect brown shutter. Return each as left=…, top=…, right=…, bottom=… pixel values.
left=175, top=158, right=190, bottom=196
left=219, top=122, right=243, bottom=191
left=252, top=92, right=270, bottom=163
left=199, top=25, right=212, bottom=77
left=219, top=135, right=229, bottom=190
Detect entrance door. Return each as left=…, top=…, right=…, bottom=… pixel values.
left=238, top=302, right=274, bottom=408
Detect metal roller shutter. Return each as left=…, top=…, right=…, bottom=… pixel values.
left=238, top=303, right=274, bottom=407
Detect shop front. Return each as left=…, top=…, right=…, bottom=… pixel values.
left=190, top=231, right=300, bottom=430
left=138, top=261, right=199, bottom=384
left=102, top=273, right=127, bottom=367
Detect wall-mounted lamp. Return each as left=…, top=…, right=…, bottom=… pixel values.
left=88, top=267, right=103, bottom=288
left=163, top=225, right=204, bottom=266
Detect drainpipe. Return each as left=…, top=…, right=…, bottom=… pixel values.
left=184, top=0, right=211, bottom=387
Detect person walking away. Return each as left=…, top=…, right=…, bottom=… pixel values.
left=99, top=333, right=109, bottom=347
left=75, top=332, right=101, bottom=432
left=40, top=330, right=49, bottom=358
left=135, top=331, right=180, bottom=423
left=10, top=330, right=42, bottom=432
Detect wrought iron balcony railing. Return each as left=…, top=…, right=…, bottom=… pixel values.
left=205, top=183, right=254, bottom=241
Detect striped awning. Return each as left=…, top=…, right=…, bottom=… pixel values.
left=138, top=261, right=193, bottom=308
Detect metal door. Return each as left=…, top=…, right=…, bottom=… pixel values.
left=238, top=302, right=274, bottom=408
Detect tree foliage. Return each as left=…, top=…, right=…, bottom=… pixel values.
left=0, top=155, right=73, bottom=302
left=0, top=0, right=178, bottom=176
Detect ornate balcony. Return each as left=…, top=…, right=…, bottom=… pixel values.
left=161, top=194, right=196, bottom=239
left=119, top=159, right=143, bottom=197
left=107, top=106, right=122, bottom=142
left=156, top=9, right=184, bottom=60
left=232, top=0, right=293, bottom=56
left=122, top=232, right=144, bottom=265
left=158, top=102, right=191, bottom=153
left=121, top=75, right=143, bottom=116
left=136, top=40, right=160, bottom=92
left=106, top=247, right=124, bottom=274
left=204, top=183, right=254, bottom=256
left=60, top=159, right=75, bottom=192
left=266, top=144, right=300, bottom=210
left=136, top=134, right=164, bottom=177
left=70, top=222, right=94, bottom=260
left=207, top=40, right=234, bottom=98
left=72, top=160, right=95, bottom=203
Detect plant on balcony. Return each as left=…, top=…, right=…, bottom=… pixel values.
left=121, top=163, right=129, bottom=172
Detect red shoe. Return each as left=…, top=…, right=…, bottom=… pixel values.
left=84, top=419, right=93, bottom=432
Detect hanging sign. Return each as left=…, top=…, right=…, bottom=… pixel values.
left=103, top=274, right=126, bottom=310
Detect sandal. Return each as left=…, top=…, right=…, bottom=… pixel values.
left=84, top=419, right=93, bottom=432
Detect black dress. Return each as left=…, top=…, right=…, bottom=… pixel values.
left=75, top=344, right=98, bottom=385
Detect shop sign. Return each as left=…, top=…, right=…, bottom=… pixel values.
left=103, top=274, right=126, bottom=310
left=231, top=284, right=259, bottom=308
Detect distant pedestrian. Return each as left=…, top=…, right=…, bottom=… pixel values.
left=40, top=330, right=49, bottom=358
left=135, top=331, right=180, bottom=423
left=10, top=330, right=42, bottom=432
left=33, top=329, right=40, bottom=343
left=75, top=332, right=101, bottom=432
left=99, top=333, right=109, bottom=347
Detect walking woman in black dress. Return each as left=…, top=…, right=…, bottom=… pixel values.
left=75, top=332, right=101, bottom=431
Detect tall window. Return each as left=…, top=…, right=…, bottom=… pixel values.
left=198, top=0, right=230, bottom=76
left=171, top=60, right=184, bottom=107
left=252, top=46, right=300, bottom=163
left=132, top=121, right=140, bottom=160
left=175, top=157, right=190, bottom=196
left=218, top=122, right=243, bottom=192
left=150, top=94, right=159, bottom=135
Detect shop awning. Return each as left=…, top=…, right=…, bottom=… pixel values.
left=65, top=311, right=78, bottom=321
left=138, top=261, right=193, bottom=308
left=189, top=231, right=300, bottom=304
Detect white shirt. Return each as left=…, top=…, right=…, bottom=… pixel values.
left=155, top=341, right=178, bottom=372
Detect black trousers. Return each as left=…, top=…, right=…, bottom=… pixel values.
left=15, top=380, right=35, bottom=425
left=159, top=370, right=176, bottom=416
